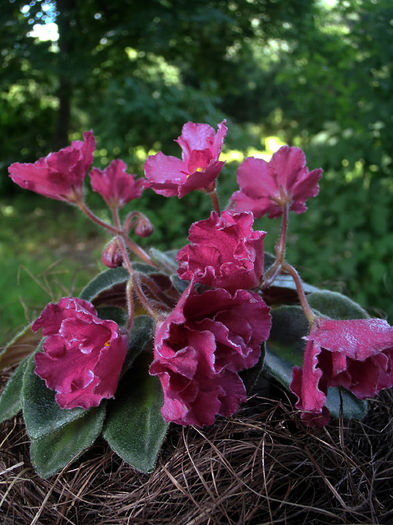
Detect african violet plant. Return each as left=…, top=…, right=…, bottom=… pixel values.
left=1, top=121, right=393, bottom=479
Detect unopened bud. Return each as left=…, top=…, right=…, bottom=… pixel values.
left=134, top=213, right=154, bottom=238
left=101, top=238, right=123, bottom=268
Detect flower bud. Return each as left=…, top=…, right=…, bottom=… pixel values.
left=101, top=238, right=123, bottom=268
left=134, top=213, right=154, bottom=238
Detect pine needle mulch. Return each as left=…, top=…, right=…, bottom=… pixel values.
left=1, top=375, right=393, bottom=525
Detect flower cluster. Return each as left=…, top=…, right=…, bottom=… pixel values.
left=150, top=282, right=271, bottom=426
left=7, top=119, right=393, bottom=435
left=32, top=298, right=127, bottom=409
left=144, top=120, right=227, bottom=198
left=290, top=318, right=393, bottom=426
left=177, top=210, right=265, bottom=292
left=231, top=146, right=323, bottom=218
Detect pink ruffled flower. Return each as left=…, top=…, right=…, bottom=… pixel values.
left=177, top=210, right=266, bottom=292
left=144, top=120, right=227, bottom=198
left=32, top=297, right=127, bottom=410
left=8, top=131, right=96, bottom=203
left=149, top=282, right=271, bottom=427
left=90, top=159, right=144, bottom=208
left=231, top=146, right=323, bottom=218
left=290, top=318, right=393, bottom=426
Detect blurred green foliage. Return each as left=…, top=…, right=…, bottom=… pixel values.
left=1, top=0, right=393, bottom=342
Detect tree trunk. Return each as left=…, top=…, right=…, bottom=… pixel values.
left=54, top=0, right=76, bottom=149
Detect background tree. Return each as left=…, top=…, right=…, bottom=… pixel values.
left=1, top=0, right=393, bottom=340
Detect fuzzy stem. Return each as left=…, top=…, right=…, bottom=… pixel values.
left=126, top=279, right=135, bottom=332
left=123, top=235, right=158, bottom=268
left=281, top=262, right=317, bottom=325
left=209, top=190, right=221, bottom=215
left=132, top=274, right=161, bottom=321
left=112, top=208, right=158, bottom=268
left=262, top=202, right=290, bottom=288
left=77, top=199, right=121, bottom=235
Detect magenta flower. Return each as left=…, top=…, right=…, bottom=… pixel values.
left=177, top=210, right=266, bottom=292
left=8, top=131, right=96, bottom=203
left=89, top=159, right=144, bottom=208
left=149, top=282, right=271, bottom=427
left=144, top=120, right=227, bottom=198
left=32, top=297, right=127, bottom=410
left=231, top=146, right=323, bottom=218
left=290, top=318, right=393, bottom=426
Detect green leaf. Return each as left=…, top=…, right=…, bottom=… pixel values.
left=96, top=306, right=128, bottom=326
left=308, top=290, right=370, bottom=320
left=0, top=323, right=41, bottom=370
left=30, top=406, right=106, bottom=479
left=79, top=267, right=129, bottom=302
left=265, top=305, right=367, bottom=420
left=22, top=349, right=86, bottom=439
left=240, top=343, right=266, bottom=394
left=149, top=247, right=178, bottom=273
left=263, top=251, right=276, bottom=270
left=272, top=274, right=320, bottom=294
left=104, top=354, right=168, bottom=473
left=79, top=264, right=156, bottom=311
left=325, top=388, right=367, bottom=420
left=124, top=315, right=154, bottom=371
left=0, top=358, right=29, bottom=423
left=267, top=306, right=309, bottom=368
left=170, top=274, right=189, bottom=294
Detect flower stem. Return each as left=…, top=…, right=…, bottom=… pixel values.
left=111, top=207, right=157, bottom=268
left=123, top=235, right=158, bottom=268
left=262, top=202, right=290, bottom=288
left=126, top=279, right=135, bottom=332
left=77, top=199, right=121, bottom=236
left=132, top=274, right=161, bottom=321
left=281, top=262, right=316, bottom=325
left=209, top=190, right=221, bottom=215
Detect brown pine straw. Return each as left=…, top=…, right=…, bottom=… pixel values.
left=1, top=373, right=393, bottom=525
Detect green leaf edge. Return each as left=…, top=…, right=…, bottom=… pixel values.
left=21, top=345, right=88, bottom=439
left=79, top=267, right=129, bottom=302
left=30, top=405, right=106, bottom=479
left=103, top=364, right=169, bottom=474
left=0, top=357, right=29, bottom=423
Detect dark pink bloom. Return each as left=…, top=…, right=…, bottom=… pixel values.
left=149, top=282, right=271, bottom=427
left=177, top=210, right=266, bottom=292
left=144, top=120, right=227, bottom=198
left=90, top=159, right=144, bottom=208
left=8, top=131, right=96, bottom=203
left=32, top=297, right=127, bottom=410
left=231, top=146, right=323, bottom=218
left=290, top=319, right=393, bottom=426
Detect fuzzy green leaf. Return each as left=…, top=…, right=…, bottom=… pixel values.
left=124, top=315, right=154, bottom=371
left=265, top=305, right=367, bottom=420
left=0, top=358, right=29, bottom=423
left=30, top=406, right=105, bottom=479
left=79, top=267, right=129, bottom=302
left=104, top=354, right=168, bottom=473
left=22, top=350, right=86, bottom=439
left=96, top=306, right=128, bottom=326
left=150, top=247, right=178, bottom=273
left=308, top=290, right=370, bottom=320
